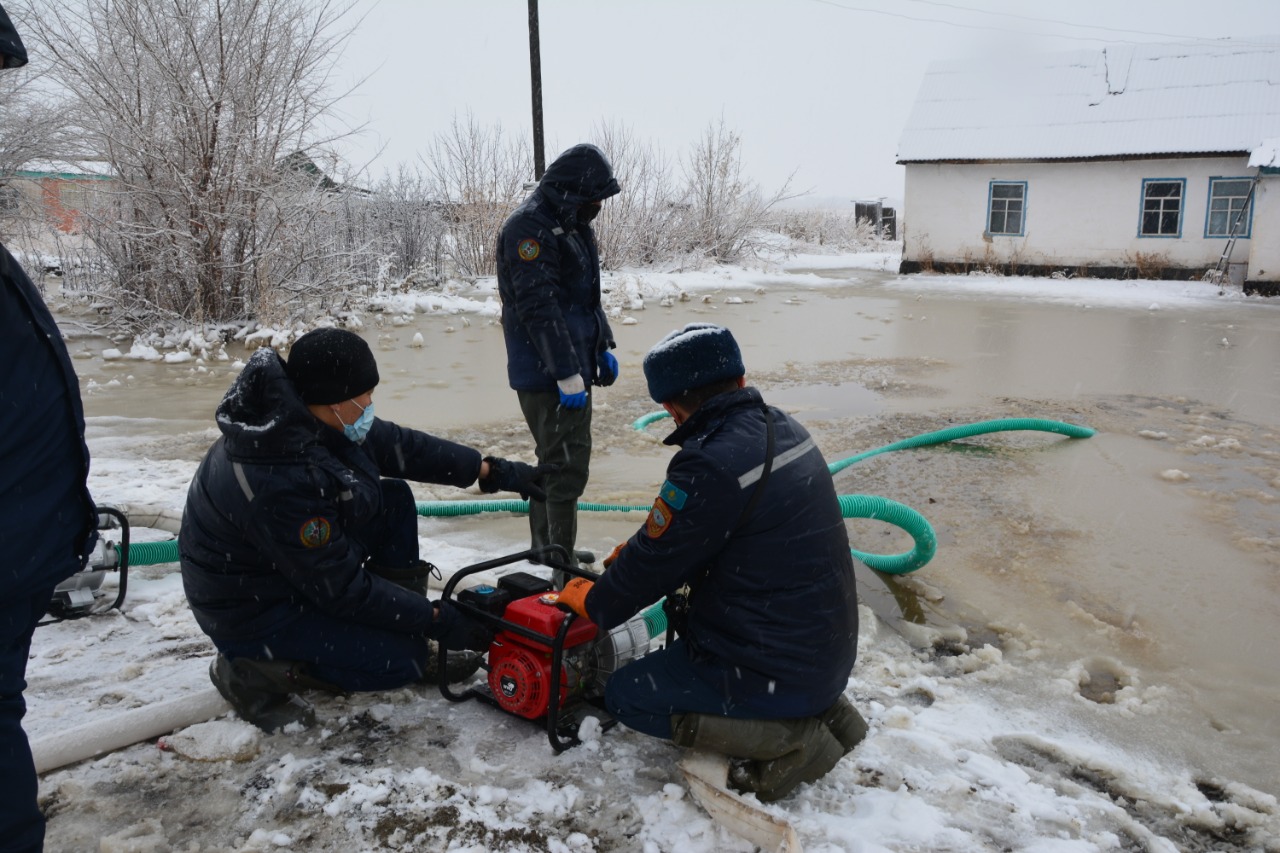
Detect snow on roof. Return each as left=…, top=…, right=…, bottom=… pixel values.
left=15, top=158, right=114, bottom=178
left=1250, top=136, right=1280, bottom=168
left=897, top=38, right=1280, bottom=162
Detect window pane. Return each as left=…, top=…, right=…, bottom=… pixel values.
left=993, top=184, right=1022, bottom=199
left=1007, top=210, right=1022, bottom=233
left=1147, top=182, right=1180, bottom=199
left=1213, top=180, right=1251, bottom=197
left=1209, top=211, right=1227, bottom=234
left=989, top=211, right=1006, bottom=232
left=1142, top=211, right=1160, bottom=234
left=1161, top=211, right=1180, bottom=233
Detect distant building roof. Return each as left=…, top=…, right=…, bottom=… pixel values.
left=897, top=38, right=1280, bottom=163
left=13, top=158, right=114, bottom=179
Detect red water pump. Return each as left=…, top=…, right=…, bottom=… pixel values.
left=486, top=590, right=599, bottom=719
left=438, top=548, right=653, bottom=751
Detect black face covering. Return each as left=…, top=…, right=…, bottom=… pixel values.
left=577, top=201, right=602, bottom=224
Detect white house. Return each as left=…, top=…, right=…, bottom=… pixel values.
left=896, top=39, right=1280, bottom=294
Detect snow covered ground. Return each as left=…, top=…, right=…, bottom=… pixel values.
left=27, top=249, right=1280, bottom=852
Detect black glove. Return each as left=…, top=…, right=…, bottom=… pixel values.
left=433, top=600, right=494, bottom=652
left=479, top=456, right=559, bottom=501
left=595, top=350, right=619, bottom=387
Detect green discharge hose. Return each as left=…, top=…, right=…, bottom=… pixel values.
left=122, top=417, right=1093, bottom=578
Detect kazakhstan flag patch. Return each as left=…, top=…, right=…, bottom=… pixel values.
left=658, top=480, right=688, bottom=511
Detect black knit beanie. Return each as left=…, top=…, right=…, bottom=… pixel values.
left=285, top=328, right=380, bottom=405
left=643, top=323, right=745, bottom=404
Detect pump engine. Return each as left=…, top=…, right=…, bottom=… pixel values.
left=439, top=550, right=655, bottom=750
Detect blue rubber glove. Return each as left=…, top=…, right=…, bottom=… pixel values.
left=596, top=350, right=619, bottom=387
left=557, top=375, right=588, bottom=409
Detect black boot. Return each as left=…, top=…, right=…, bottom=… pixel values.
left=819, top=694, right=868, bottom=754
left=421, top=641, right=483, bottom=685
left=366, top=559, right=440, bottom=596
left=671, top=713, right=846, bottom=802
left=209, top=654, right=320, bottom=733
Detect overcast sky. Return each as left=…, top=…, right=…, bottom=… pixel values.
left=331, top=0, right=1277, bottom=206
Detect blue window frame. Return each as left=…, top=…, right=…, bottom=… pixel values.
left=1139, top=178, right=1185, bottom=237
left=986, top=181, right=1026, bottom=236
left=1204, top=177, right=1254, bottom=238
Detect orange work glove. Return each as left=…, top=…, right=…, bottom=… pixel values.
left=558, top=577, right=594, bottom=619
left=602, top=541, right=626, bottom=569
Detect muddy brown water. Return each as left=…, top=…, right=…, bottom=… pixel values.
left=65, top=269, right=1280, bottom=797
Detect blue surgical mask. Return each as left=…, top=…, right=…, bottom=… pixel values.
left=337, top=400, right=375, bottom=443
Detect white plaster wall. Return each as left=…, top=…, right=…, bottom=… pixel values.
left=1246, top=176, right=1279, bottom=282
left=902, top=157, right=1263, bottom=274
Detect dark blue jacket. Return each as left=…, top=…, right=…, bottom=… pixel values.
left=497, top=144, right=620, bottom=391
left=179, top=349, right=483, bottom=642
left=1, top=244, right=97, bottom=596
left=585, top=387, right=859, bottom=715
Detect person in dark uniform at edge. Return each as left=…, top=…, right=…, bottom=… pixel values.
left=0, top=8, right=101, bottom=851
left=496, top=143, right=621, bottom=586
left=558, top=323, right=868, bottom=802
left=180, top=328, right=553, bottom=731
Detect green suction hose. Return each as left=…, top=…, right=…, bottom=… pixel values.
left=121, top=539, right=179, bottom=567
left=825, top=417, right=1095, bottom=476
left=633, top=411, right=1094, bottom=574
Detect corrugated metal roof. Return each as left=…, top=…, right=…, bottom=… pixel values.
left=897, top=39, right=1280, bottom=162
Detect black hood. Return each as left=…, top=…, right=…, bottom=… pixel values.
left=0, top=3, right=27, bottom=69
left=538, top=143, right=621, bottom=213
left=216, top=348, right=330, bottom=458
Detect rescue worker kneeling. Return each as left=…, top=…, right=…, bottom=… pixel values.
left=180, top=328, right=551, bottom=731
left=558, top=323, right=867, bottom=801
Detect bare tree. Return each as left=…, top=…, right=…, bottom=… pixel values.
left=591, top=119, right=688, bottom=270
left=681, top=118, right=793, bottom=263
left=419, top=114, right=530, bottom=278
left=0, top=64, right=76, bottom=248
left=31, top=0, right=360, bottom=327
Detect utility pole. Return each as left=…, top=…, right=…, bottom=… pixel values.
left=527, top=0, right=545, bottom=180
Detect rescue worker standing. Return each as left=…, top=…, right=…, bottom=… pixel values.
left=181, top=328, right=551, bottom=731
left=496, top=143, right=621, bottom=585
left=0, top=8, right=100, bottom=851
left=558, top=324, right=867, bottom=802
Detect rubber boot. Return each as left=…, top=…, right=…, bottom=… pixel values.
left=819, top=694, right=868, bottom=754
left=421, top=640, right=483, bottom=685
left=531, top=499, right=580, bottom=588
left=671, top=713, right=846, bottom=802
left=209, top=654, right=320, bottom=733
left=366, top=559, right=439, bottom=597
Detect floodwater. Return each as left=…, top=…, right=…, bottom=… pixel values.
left=68, top=269, right=1280, bottom=797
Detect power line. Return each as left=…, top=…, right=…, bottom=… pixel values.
left=899, top=0, right=1205, bottom=42
left=805, top=0, right=1242, bottom=45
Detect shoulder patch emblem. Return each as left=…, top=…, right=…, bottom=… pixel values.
left=299, top=517, right=332, bottom=549
left=658, top=480, right=688, bottom=511
left=517, top=238, right=541, bottom=261
left=645, top=497, right=675, bottom=539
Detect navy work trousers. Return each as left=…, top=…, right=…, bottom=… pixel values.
left=604, top=638, right=820, bottom=740
left=0, top=586, right=56, bottom=853
left=215, top=478, right=433, bottom=691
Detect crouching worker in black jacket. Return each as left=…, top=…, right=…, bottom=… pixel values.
left=181, top=328, right=553, bottom=731
left=557, top=324, right=867, bottom=801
